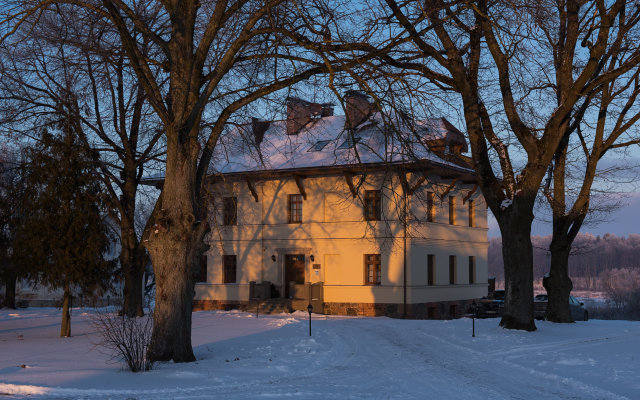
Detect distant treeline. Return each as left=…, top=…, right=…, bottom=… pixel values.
left=489, top=233, right=640, bottom=291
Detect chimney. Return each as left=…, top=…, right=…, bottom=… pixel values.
left=344, top=90, right=371, bottom=129
left=286, top=97, right=328, bottom=135
left=251, top=118, right=270, bottom=146
left=321, top=103, right=335, bottom=117
left=286, top=97, right=312, bottom=135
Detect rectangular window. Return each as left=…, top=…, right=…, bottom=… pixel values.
left=427, top=192, right=435, bottom=222
left=364, top=190, right=381, bottom=221
left=449, top=196, right=456, bottom=225
left=449, top=304, right=458, bottom=319
left=468, top=199, right=475, bottom=227
left=223, top=255, right=237, bottom=284
left=469, top=256, right=476, bottom=284
left=223, top=197, right=237, bottom=226
left=197, top=255, right=207, bottom=283
left=364, top=254, right=381, bottom=285
left=288, top=194, right=303, bottom=223
left=449, top=255, right=457, bottom=285
left=427, top=254, right=435, bottom=286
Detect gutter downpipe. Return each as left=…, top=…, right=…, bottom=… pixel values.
left=403, top=187, right=408, bottom=319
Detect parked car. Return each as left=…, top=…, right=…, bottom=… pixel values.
left=534, top=294, right=589, bottom=321
left=475, top=289, right=505, bottom=318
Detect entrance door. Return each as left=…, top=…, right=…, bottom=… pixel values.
left=284, top=254, right=305, bottom=298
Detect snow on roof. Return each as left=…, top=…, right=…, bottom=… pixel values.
left=212, top=113, right=471, bottom=175
left=417, top=118, right=468, bottom=151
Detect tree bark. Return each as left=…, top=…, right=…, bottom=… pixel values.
left=543, top=234, right=574, bottom=323
left=497, top=199, right=537, bottom=331
left=120, top=211, right=145, bottom=317
left=121, top=245, right=145, bottom=317
left=60, top=284, right=71, bottom=337
left=2, top=271, right=17, bottom=309
left=144, top=134, right=209, bottom=363
left=146, top=240, right=201, bottom=362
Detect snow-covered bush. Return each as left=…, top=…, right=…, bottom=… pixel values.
left=92, top=309, right=154, bottom=372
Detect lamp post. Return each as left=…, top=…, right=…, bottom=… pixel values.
left=307, top=303, right=313, bottom=336
left=472, top=300, right=477, bottom=337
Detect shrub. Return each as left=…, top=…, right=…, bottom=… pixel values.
left=92, top=309, right=154, bottom=372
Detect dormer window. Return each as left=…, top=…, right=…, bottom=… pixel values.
left=338, top=136, right=362, bottom=149
left=308, top=140, right=331, bottom=152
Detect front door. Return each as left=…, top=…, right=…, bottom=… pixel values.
left=284, top=254, right=305, bottom=298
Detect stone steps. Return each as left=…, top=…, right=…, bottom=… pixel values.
left=247, top=299, right=293, bottom=314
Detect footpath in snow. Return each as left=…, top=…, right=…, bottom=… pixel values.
left=1, top=308, right=639, bottom=399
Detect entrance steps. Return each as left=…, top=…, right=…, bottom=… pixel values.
left=248, top=299, right=293, bottom=314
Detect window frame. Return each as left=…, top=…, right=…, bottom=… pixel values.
left=468, top=256, right=476, bottom=284
left=468, top=199, right=475, bottom=227
left=338, top=136, right=362, bottom=149
left=449, top=255, right=457, bottom=285
left=308, top=140, right=331, bottom=152
left=288, top=194, right=303, bottom=224
left=449, top=195, right=456, bottom=225
left=427, top=192, right=435, bottom=222
left=364, top=190, right=381, bottom=221
left=427, top=254, right=435, bottom=286
left=197, top=254, right=208, bottom=283
left=223, top=255, right=237, bottom=284
left=364, top=254, right=382, bottom=285
left=223, top=196, right=237, bottom=226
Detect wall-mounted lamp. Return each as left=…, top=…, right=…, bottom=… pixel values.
left=271, top=254, right=276, bottom=262
left=310, top=254, right=315, bottom=262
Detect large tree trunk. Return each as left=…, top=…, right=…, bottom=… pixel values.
left=146, top=238, right=202, bottom=362
left=120, top=169, right=145, bottom=317
left=2, top=271, right=17, bottom=309
left=144, top=136, right=208, bottom=363
left=120, top=224, right=145, bottom=317
left=121, top=246, right=145, bottom=317
left=498, top=201, right=537, bottom=331
left=60, top=284, right=71, bottom=337
left=543, top=233, right=574, bottom=323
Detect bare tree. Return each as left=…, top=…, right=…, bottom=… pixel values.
left=2, top=0, right=393, bottom=361
left=543, top=52, right=640, bottom=322
left=381, top=0, right=640, bottom=330
left=0, top=6, right=164, bottom=317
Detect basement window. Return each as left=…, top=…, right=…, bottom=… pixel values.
left=308, top=140, right=331, bottom=152
left=338, top=136, right=362, bottom=149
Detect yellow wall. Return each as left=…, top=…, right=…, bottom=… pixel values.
left=196, top=172, right=489, bottom=304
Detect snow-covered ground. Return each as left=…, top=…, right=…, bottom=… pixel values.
left=1, top=308, right=639, bottom=399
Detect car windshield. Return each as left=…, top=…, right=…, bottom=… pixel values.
left=535, top=294, right=548, bottom=301
left=494, top=290, right=505, bottom=300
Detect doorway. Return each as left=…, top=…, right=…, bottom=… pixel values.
left=284, top=254, right=305, bottom=298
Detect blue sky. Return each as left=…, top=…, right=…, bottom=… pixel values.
left=488, top=192, right=640, bottom=238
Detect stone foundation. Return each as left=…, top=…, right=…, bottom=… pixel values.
left=193, top=300, right=251, bottom=312
left=193, top=299, right=477, bottom=319
left=322, top=300, right=475, bottom=319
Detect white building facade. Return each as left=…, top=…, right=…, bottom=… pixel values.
left=193, top=93, right=489, bottom=318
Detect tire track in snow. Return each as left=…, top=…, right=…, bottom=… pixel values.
left=408, top=322, right=630, bottom=400
left=1, top=315, right=635, bottom=400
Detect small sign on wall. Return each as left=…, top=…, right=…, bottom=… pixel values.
left=313, top=263, right=321, bottom=270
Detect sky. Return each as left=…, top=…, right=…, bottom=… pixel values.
left=488, top=192, right=640, bottom=238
